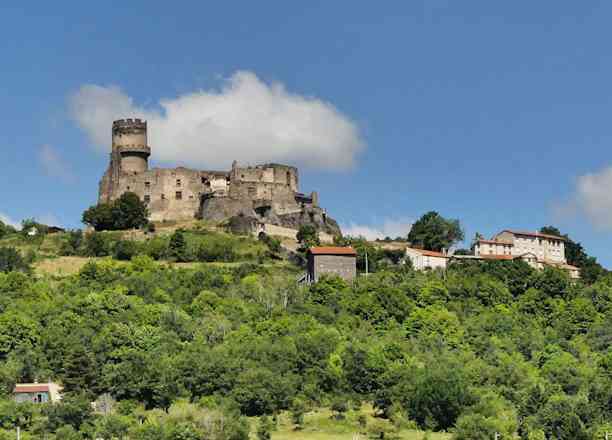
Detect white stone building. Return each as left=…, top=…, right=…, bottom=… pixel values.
left=405, top=247, right=449, bottom=271
left=473, top=230, right=579, bottom=278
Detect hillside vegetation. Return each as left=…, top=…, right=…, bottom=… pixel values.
left=0, top=222, right=610, bottom=439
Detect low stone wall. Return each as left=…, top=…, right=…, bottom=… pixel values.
left=256, top=223, right=334, bottom=244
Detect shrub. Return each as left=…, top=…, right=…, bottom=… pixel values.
left=114, top=240, right=139, bottom=261
left=0, top=247, right=29, bottom=273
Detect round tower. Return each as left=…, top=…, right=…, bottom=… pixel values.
left=112, top=118, right=150, bottom=174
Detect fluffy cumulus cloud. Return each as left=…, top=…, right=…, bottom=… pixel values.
left=561, top=166, right=612, bottom=230
left=39, top=144, right=75, bottom=183
left=70, top=71, right=364, bottom=170
left=342, top=218, right=413, bottom=240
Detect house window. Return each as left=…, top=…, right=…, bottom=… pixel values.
left=176, top=179, right=181, bottom=187
left=144, top=195, right=151, bottom=203
left=145, top=181, right=151, bottom=189
left=176, top=191, right=182, bottom=200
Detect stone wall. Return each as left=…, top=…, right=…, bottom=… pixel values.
left=308, top=254, right=356, bottom=282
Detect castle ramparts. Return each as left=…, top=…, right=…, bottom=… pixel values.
left=98, top=119, right=341, bottom=235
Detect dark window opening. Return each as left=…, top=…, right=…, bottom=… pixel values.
left=161, top=194, right=166, bottom=200
left=144, top=195, right=151, bottom=203
left=176, top=179, right=181, bottom=187
left=145, top=181, right=151, bottom=188
left=176, top=191, right=182, bottom=200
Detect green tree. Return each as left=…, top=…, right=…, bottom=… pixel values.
left=83, top=192, right=148, bottom=231
left=540, top=226, right=606, bottom=283
left=407, top=211, right=464, bottom=251
left=0, top=247, right=30, bottom=273
left=0, top=221, right=16, bottom=240
left=297, top=225, right=320, bottom=250
left=167, top=230, right=188, bottom=262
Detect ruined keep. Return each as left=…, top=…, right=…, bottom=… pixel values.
left=98, top=119, right=341, bottom=235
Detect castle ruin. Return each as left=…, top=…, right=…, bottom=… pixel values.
left=98, top=119, right=341, bottom=235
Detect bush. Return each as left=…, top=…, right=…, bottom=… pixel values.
left=114, top=240, right=139, bottom=261
left=60, top=230, right=84, bottom=256
left=83, top=232, right=112, bottom=257
left=0, top=247, right=30, bottom=273
left=167, top=230, right=188, bottom=262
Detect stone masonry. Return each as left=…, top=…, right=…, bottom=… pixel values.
left=98, top=119, right=341, bottom=235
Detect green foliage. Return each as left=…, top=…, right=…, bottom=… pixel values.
left=0, top=247, right=29, bottom=273
left=407, top=211, right=464, bottom=251
left=0, top=221, right=16, bottom=240
left=297, top=225, right=320, bottom=250
left=0, top=228, right=608, bottom=438
left=82, top=192, right=149, bottom=231
left=167, top=230, right=188, bottom=262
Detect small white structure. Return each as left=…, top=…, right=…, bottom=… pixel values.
left=13, top=382, right=63, bottom=404
left=405, top=247, right=449, bottom=271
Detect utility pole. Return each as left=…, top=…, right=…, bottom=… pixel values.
left=16, top=426, right=20, bottom=440
left=365, top=251, right=369, bottom=276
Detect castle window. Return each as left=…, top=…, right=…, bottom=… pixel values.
left=127, top=186, right=131, bottom=191
left=145, top=181, right=150, bottom=189
left=176, top=191, right=182, bottom=200
left=248, top=186, right=256, bottom=197
left=144, top=195, right=151, bottom=203
left=176, top=179, right=181, bottom=187
left=161, top=194, right=166, bottom=200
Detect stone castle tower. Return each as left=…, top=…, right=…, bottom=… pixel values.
left=97, top=118, right=341, bottom=236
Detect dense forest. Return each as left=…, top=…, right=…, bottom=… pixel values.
left=0, top=219, right=610, bottom=439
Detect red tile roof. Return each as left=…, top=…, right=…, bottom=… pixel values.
left=501, top=230, right=566, bottom=241
left=14, top=384, right=50, bottom=393
left=309, top=247, right=357, bottom=256
left=406, top=248, right=448, bottom=258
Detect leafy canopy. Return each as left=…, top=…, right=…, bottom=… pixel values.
left=407, top=211, right=464, bottom=251
left=83, top=192, right=149, bottom=231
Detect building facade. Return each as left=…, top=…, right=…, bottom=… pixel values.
left=98, top=119, right=341, bottom=235
left=404, top=247, right=449, bottom=271
left=473, top=230, right=579, bottom=278
left=307, top=247, right=357, bottom=282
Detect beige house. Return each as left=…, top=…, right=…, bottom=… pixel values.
left=473, top=230, right=579, bottom=278
left=13, top=382, right=63, bottom=404
left=405, top=247, right=449, bottom=271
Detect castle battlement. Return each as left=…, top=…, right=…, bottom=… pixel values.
left=112, top=118, right=147, bottom=130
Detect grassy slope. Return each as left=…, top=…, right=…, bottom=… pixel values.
left=254, top=407, right=451, bottom=440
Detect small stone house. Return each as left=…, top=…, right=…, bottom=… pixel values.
left=307, top=247, right=357, bottom=283
left=13, top=382, right=63, bottom=404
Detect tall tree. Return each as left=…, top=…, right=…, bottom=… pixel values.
left=408, top=211, right=464, bottom=251
left=540, top=226, right=606, bottom=283
left=82, top=192, right=148, bottom=231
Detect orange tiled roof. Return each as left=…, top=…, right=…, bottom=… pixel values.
left=14, top=384, right=50, bottom=393
left=309, top=247, right=357, bottom=256
left=406, top=247, right=448, bottom=258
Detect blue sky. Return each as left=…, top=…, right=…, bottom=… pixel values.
left=2, top=2, right=612, bottom=265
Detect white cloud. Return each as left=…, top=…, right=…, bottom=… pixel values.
left=69, top=71, right=364, bottom=170
left=342, top=218, right=413, bottom=240
left=560, top=166, right=612, bottom=230
left=39, top=144, right=75, bottom=183
left=0, top=213, right=20, bottom=230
